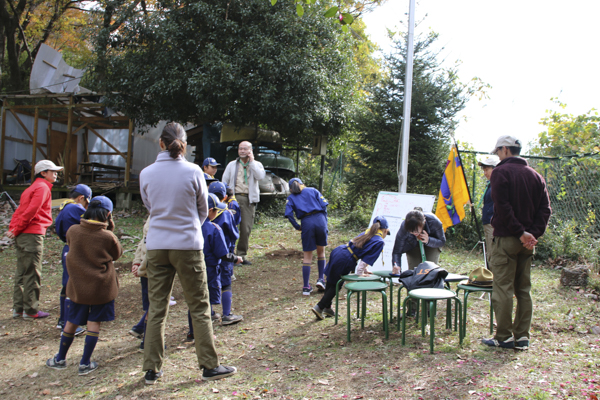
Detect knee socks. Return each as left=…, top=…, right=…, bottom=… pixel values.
left=317, top=258, right=326, bottom=281
left=59, top=289, right=66, bottom=323
left=302, top=263, right=311, bottom=288
left=222, top=291, right=232, bottom=316
left=56, top=331, right=74, bottom=361
left=80, top=331, right=99, bottom=366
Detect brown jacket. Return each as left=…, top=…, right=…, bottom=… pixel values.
left=66, top=219, right=123, bottom=305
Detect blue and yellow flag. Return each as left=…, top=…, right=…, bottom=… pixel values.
left=435, top=145, right=470, bottom=232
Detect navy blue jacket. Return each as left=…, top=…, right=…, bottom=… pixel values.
left=481, top=182, right=494, bottom=225
left=55, top=202, right=86, bottom=242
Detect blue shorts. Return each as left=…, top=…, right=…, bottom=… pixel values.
left=300, top=212, right=328, bottom=252
left=61, top=245, right=69, bottom=287
left=140, top=277, right=149, bottom=311
left=66, top=299, right=115, bottom=325
left=221, top=261, right=234, bottom=288
left=206, top=264, right=221, bottom=304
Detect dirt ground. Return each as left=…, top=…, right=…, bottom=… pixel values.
left=0, top=211, right=599, bottom=399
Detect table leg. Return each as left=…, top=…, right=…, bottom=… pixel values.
left=401, top=297, right=409, bottom=345
left=361, top=291, right=367, bottom=329
left=421, top=299, right=426, bottom=337
left=381, top=291, right=388, bottom=339
left=463, top=290, right=471, bottom=341
left=335, top=279, right=343, bottom=325
left=388, top=279, right=393, bottom=323
left=429, top=300, right=436, bottom=354
left=455, top=296, right=463, bottom=345
left=446, top=298, right=452, bottom=330
left=347, top=290, right=353, bottom=342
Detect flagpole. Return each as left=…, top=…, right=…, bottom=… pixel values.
left=453, top=140, right=483, bottom=244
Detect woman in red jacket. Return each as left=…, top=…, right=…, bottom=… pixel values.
left=7, top=160, right=63, bottom=320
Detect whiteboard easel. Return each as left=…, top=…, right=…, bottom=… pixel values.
left=368, top=191, right=436, bottom=273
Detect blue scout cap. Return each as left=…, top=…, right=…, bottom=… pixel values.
left=203, top=157, right=221, bottom=168
left=72, top=184, right=92, bottom=202
left=91, top=196, right=113, bottom=212
left=209, top=181, right=226, bottom=198
left=289, top=177, right=303, bottom=186
left=373, top=216, right=389, bottom=230
left=208, top=193, right=226, bottom=211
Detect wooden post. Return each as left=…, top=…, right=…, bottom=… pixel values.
left=0, top=106, right=7, bottom=184
left=32, top=107, right=39, bottom=165
left=125, top=119, right=134, bottom=187
left=64, top=96, right=74, bottom=184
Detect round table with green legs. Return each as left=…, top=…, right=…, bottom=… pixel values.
left=334, top=274, right=382, bottom=325
left=456, top=281, right=494, bottom=341
left=345, top=281, right=389, bottom=342
left=401, top=288, right=463, bottom=354
left=372, top=270, right=397, bottom=322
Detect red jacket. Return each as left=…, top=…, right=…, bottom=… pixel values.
left=9, top=178, right=54, bottom=236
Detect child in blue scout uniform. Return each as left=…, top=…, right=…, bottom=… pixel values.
left=284, top=178, right=329, bottom=296
left=187, top=194, right=242, bottom=339
left=202, top=157, right=220, bottom=180
left=311, top=216, right=389, bottom=320
left=223, top=183, right=241, bottom=226
left=205, top=189, right=243, bottom=325
left=54, top=184, right=92, bottom=334
left=46, top=196, right=122, bottom=376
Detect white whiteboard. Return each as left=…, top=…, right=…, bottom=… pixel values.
left=368, top=191, right=436, bottom=272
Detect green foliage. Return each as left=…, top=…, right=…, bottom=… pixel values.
left=91, top=0, right=360, bottom=142
left=347, top=31, right=470, bottom=202
left=535, top=219, right=600, bottom=267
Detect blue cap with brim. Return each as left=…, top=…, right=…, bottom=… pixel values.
left=91, top=195, right=113, bottom=212
left=208, top=193, right=226, bottom=211
left=373, top=216, right=389, bottom=230
left=289, top=177, right=303, bottom=186
left=73, top=184, right=92, bottom=202
left=209, top=181, right=226, bottom=198
left=203, top=157, right=221, bottom=168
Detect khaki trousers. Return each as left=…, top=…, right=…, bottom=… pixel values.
left=489, top=236, right=533, bottom=341
left=483, top=224, right=494, bottom=270
left=236, top=195, right=255, bottom=260
left=406, top=244, right=441, bottom=270
left=13, top=234, right=44, bottom=315
left=143, top=250, right=219, bottom=372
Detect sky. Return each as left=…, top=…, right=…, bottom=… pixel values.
left=362, top=0, right=599, bottom=154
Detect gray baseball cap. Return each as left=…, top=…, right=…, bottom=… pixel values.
left=491, top=135, right=521, bottom=154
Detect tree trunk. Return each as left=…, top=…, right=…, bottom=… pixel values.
left=560, top=265, right=589, bottom=287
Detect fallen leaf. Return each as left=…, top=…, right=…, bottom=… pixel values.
left=29, top=372, right=38, bottom=379
left=414, top=387, right=425, bottom=391
left=41, top=389, right=50, bottom=395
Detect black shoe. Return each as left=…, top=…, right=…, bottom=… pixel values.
left=481, top=337, right=515, bottom=349
left=515, top=336, right=529, bottom=351
left=202, top=365, right=237, bottom=381
left=139, top=341, right=144, bottom=350
left=145, top=370, right=163, bottom=385
left=78, top=361, right=99, bottom=376
left=185, top=331, right=194, bottom=342
left=241, top=259, right=252, bottom=265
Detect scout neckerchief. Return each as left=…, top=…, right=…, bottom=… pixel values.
left=226, top=195, right=236, bottom=204
left=210, top=208, right=225, bottom=221
left=363, top=228, right=386, bottom=265
left=239, top=158, right=249, bottom=184
left=59, top=198, right=77, bottom=211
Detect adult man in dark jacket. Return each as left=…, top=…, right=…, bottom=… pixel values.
left=482, top=136, right=551, bottom=351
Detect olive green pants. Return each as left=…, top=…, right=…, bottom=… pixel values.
left=13, top=234, right=44, bottom=315
left=406, top=244, right=441, bottom=269
left=483, top=224, right=494, bottom=270
left=236, top=195, right=255, bottom=260
left=143, top=250, right=219, bottom=373
left=490, top=236, right=533, bottom=341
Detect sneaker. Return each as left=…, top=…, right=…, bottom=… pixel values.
left=129, top=328, right=144, bottom=339
left=231, top=274, right=237, bottom=281
left=316, top=279, right=326, bottom=291
left=211, top=312, right=222, bottom=322
left=481, top=336, right=515, bottom=349
left=323, top=307, right=336, bottom=318
left=78, top=361, right=99, bottom=376
left=185, top=332, right=194, bottom=342
left=144, top=370, right=163, bottom=385
left=202, top=365, right=237, bottom=381
left=56, top=319, right=64, bottom=329
left=241, top=259, right=252, bottom=266
left=302, top=285, right=313, bottom=296
left=46, top=355, right=66, bottom=370
left=24, top=311, right=49, bottom=320
left=515, top=336, right=530, bottom=351
left=221, top=314, right=243, bottom=325
left=311, top=305, right=324, bottom=320
left=12, top=311, right=23, bottom=319
left=74, top=326, right=86, bottom=336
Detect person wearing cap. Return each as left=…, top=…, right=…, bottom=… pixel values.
left=7, top=159, right=63, bottom=320
left=139, top=122, right=237, bottom=384
left=284, top=177, right=329, bottom=296
left=311, top=216, right=389, bottom=320
left=46, top=196, right=122, bottom=376
left=206, top=186, right=242, bottom=325
left=202, top=157, right=221, bottom=180
left=221, top=141, right=266, bottom=265
left=481, top=136, right=551, bottom=350
left=478, top=157, right=499, bottom=270
left=223, top=182, right=241, bottom=226
left=55, top=184, right=94, bottom=333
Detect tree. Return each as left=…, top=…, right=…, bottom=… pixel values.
left=89, top=0, right=360, bottom=143
left=347, top=31, right=470, bottom=200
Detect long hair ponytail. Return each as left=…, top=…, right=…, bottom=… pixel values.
left=161, top=122, right=187, bottom=159
left=351, top=222, right=381, bottom=249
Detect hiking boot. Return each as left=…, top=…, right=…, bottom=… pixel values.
left=323, top=307, right=336, bottom=318
left=302, top=285, right=313, bottom=296
left=145, top=370, right=163, bottom=385
left=481, top=336, right=515, bottom=349
left=316, top=279, right=326, bottom=291
left=24, top=311, right=49, bottom=320
left=129, top=328, right=144, bottom=339
left=202, top=365, right=237, bottom=381
left=78, top=361, right=99, bottom=376
left=221, top=314, right=243, bottom=325
left=515, top=336, right=530, bottom=351
left=46, top=355, right=66, bottom=370
left=311, top=305, right=324, bottom=320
